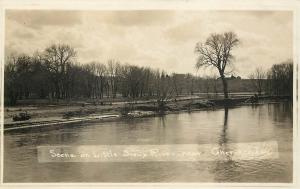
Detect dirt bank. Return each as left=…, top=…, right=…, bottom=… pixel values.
left=4, top=95, right=290, bottom=130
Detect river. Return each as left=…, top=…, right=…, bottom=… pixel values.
left=4, top=102, right=293, bottom=183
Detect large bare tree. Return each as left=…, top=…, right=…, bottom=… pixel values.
left=195, top=32, right=239, bottom=99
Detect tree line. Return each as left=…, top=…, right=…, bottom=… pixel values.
left=5, top=42, right=293, bottom=106
left=248, top=62, right=293, bottom=97
left=4, top=44, right=205, bottom=105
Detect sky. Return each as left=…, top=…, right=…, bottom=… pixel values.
left=5, top=10, right=293, bottom=78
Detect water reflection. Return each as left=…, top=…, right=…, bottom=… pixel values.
left=217, top=107, right=232, bottom=161
left=269, top=102, right=293, bottom=122
left=213, top=106, right=242, bottom=181
left=159, top=116, right=166, bottom=128
left=219, top=107, right=229, bottom=145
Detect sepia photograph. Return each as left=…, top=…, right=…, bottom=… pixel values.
left=0, top=0, right=297, bottom=186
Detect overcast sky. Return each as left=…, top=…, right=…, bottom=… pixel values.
left=5, top=10, right=292, bottom=78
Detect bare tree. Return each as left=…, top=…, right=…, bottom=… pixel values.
left=4, top=54, right=18, bottom=105
left=43, top=44, right=76, bottom=99
left=195, top=32, right=239, bottom=99
left=94, top=63, right=107, bottom=99
left=213, top=75, right=219, bottom=98
left=203, top=76, right=211, bottom=98
left=171, top=73, right=185, bottom=96
left=107, top=60, right=121, bottom=98
left=249, top=67, right=266, bottom=96
left=185, top=74, right=194, bottom=95
left=267, top=61, right=293, bottom=96
left=156, top=72, right=175, bottom=112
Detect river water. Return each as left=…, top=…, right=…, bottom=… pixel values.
left=4, top=102, right=293, bottom=183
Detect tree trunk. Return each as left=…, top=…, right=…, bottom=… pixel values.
left=220, top=75, right=229, bottom=99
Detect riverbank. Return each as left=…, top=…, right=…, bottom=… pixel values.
left=4, top=95, right=290, bottom=131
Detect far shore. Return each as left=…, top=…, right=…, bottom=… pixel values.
left=4, top=94, right=291, bottom=131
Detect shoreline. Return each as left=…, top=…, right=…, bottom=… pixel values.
left=4, top=95, right=291, bottom=132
